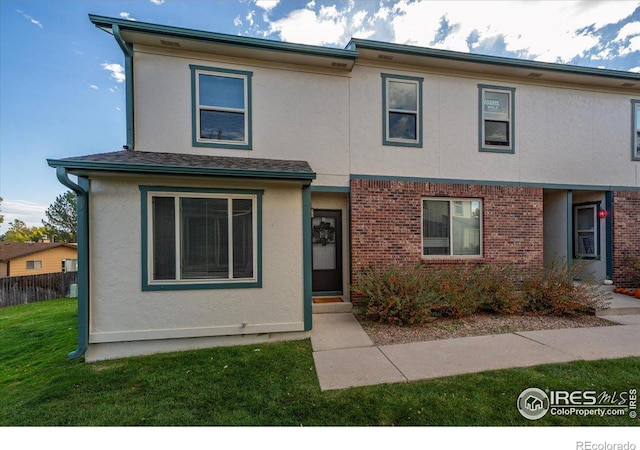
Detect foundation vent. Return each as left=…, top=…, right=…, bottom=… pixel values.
left=331, top=62, right=348, bottom=68
left=378, top=54, right=394, bottom=61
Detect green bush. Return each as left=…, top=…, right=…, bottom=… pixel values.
left=354, top=260, right=607, bottom=324
left=521, top=259, right=609, bottom=316
left=353, top=265, right=437, bottom=325
left=353, top=264, right=524, bottom=324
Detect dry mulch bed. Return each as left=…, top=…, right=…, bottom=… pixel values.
left=354, top=309, right=616, bottom=346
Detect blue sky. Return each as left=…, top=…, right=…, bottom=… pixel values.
left=1, top=0, right=639, bottom=234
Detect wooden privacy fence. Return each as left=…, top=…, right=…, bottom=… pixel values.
left=0, top=272, right=78, bottom=308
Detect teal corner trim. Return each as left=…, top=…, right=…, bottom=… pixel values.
left=605, top=191, right=614, bottom=279
left=566, top=190, right=573, bottom=268
left=302, top=185, right=313, bottom=331
left=113, top=25, right=135, bottom=150
left=139, top=185, right=263, bottom=291
left=632, top=99, right=640, bottom=161
left=55, top=168, right=89, bottom=360
left=478, top=84, right=516, bottom=154
left=381, top=73, right=423, bottom=148
left=190, top=65, right=253, bottom=150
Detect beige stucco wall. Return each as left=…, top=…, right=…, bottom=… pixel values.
left=7, top=246, right=77, bottom=277
left=348, top=64, right=638, bottom=188
left=87, top=175, right=305, bottom=346
left=132, top=47, right=351, bottom=188
left=129, top=47, right=638, bottom=190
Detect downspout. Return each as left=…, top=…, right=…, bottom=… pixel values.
left=112, top=24, right=135, bottom=150
left=56, top=167, right=89, bottom=359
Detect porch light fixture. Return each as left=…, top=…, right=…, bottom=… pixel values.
left=598, top=209, right=608, bottom=219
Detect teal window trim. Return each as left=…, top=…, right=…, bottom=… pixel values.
left=190, top=65, right=253, bottom=150
left=478, top=84, right=516, bottom=154
left=140, top=185, right=263, bottom=291
left=381, top=73, right=424, bottom=148
left=632, top=99, right=640, bottom=161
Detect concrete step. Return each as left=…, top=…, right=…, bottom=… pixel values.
left=312, top=297, right=353, bottom=314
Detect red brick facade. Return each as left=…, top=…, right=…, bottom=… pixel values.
left=350, top=178, right=544, bottom=287
left=613, top=190, right=640, bottom=288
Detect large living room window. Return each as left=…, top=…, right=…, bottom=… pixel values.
left=382, top=73, right=423, bottom=147
left=478, top=84, right=515, bottom=153
left=422, top=198, right=482, bottom=257
left=141, top=187, right=262, bottom=290
left=191, top=65, right=252, bottom=149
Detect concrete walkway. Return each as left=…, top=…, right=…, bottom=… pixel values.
left=311, top=293, right=640, bottom=391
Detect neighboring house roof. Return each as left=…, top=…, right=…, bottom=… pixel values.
left=47, top=150, right=316, bottom=182
left=0, top=242, right=77, bottom=262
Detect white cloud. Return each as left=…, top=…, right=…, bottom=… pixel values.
left=388, top=0, right=639, bottom=63
left=254, top=0, right=280, bottom=12
left=234, top=15, right=243, bottom=27
left=629, top=66, right=640, bottom=73
left=16, top=9, right=43, bottom=28
left=267, top=7, right=347, bottom=45
left=90, top=85, right=99, bottom=90
left=1, top=200, right=47, bottom=230
left=119, top=12, right=136, bottom=21
left=101, top=63, right=125, bottom=83
left=150, top=0, right=165, bottom=4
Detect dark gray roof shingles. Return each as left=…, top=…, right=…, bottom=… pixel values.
left=48, top=150, right=315, bottom=180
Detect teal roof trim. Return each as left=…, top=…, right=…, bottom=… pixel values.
left=89, top=14, right=359, bottom=61
left=348, top=38, right=640, bottom=83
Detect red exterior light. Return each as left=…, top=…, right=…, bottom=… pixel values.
left=598, top=209, right=608, bottom=219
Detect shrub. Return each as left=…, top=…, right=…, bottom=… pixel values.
left=354, top=263, right=525, bottom=323
left=521, top=259, right=610, bottom=316
left=353, top=265, right=438, bottom=325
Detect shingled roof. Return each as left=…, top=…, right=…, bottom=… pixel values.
left=47, top=150, right=316, bottom=181
left=0, top=242, right=77, bottom=262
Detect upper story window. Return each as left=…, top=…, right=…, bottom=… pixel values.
left=478, top=84, right=515, bottom=153
left=382, top=73, right=423, bottom=147
left=191, top=65, right=252, bottom=150
left=632, top=99, right=640, bottom=161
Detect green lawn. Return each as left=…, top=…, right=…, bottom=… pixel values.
left=1, top=298, right=638, bottom=426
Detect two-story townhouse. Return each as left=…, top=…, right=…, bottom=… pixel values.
left=48, top=15, right=640, bottom=362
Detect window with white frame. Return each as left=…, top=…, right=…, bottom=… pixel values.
left=26, top=260, right=43, bottom=270
left=191, top=65, right=252, bottom=149
left=479, top=85, right=515, bottom=152
left=632, top=100, right=640, bottom=160
left=382, top=74, right=423, bottom=147
left=62, top=259, right=78, bottom=273
left=144, top=188, right=261, bottom=289
left=423, top=198, right=482, bottom=257
left=574, top=203, right=599, bottom=258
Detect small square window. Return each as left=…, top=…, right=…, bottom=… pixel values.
left=479, top=85, right=515, bottom=153
left=191, top=65, right=252, bottom=149
left=382, top=74, right=423, bottom=147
